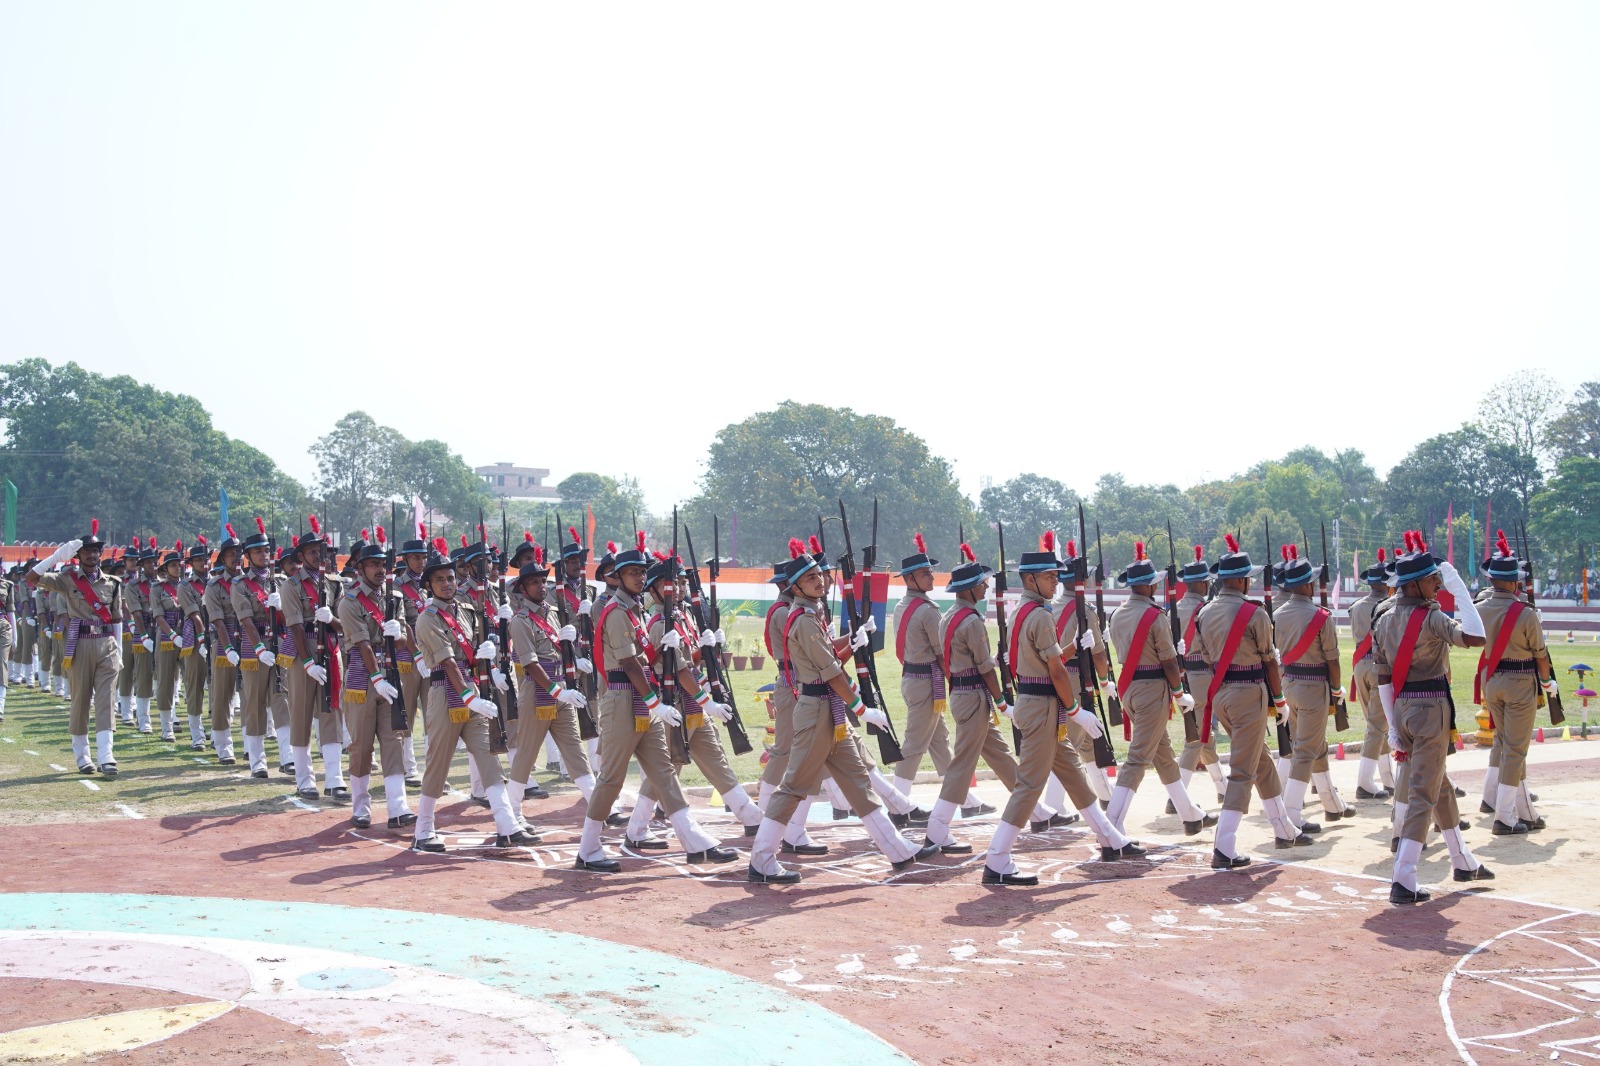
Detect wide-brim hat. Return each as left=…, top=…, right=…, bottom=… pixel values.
left=421, top=550, right=456, bottom=584
left=399, top=539, right=427, bottom=556
left=645, top=556, right=682, bottom=587
left=80, top=519, right=106, bottom=550
left=508, top=540, right=537, bottom=567
left=457, top=540, right=487, bottom=564
left=1213, top=551, right=1262, bottom=580
left=1278, top=559, right=1315, bottom=588
left=946, top=561, right=994, bottom=592
left=767, top=563, right=789, bottom=586
left=781, top=553, right=819, bottom=586
left=1394, top=532, right=1440, bottom=586
left=1362, top=562, right=1389, bottom=584
left=1116, top=561, right=1159, bottom=588
left=352, top=543, right=389, bottom=566
left=611, top=548, right=650, bottom=573
left=1178, top=560, right=1212, bottom=583
left=514, top=559, right=551, bottom=587
left=1483, top=554, right=1521, bottom=580
left=161, top=550, right=185, bottom=567
left=899, top=552, right=938, bottom=576
left=1017, top=550, right=1062, bottom=574
left=560, top=540, right=589, bottom=562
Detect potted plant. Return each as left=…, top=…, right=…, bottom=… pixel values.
left=732, top=637, right=750, bottom=672
left=749, top=639, right=766, bottom=673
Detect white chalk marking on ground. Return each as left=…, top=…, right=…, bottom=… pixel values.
left=1, top=736, right=13, bottom=743
left=23, top=749, right=39, bottom=756
left=1439, top=910, right=1582, bottom=1064
left=113, top=803, right=144, bottom=820
left=281, top=795, right=319, bottom=812
left=192, top=757, right=208, bottom=764
left=80, top=780, right=100, bottom=791
left=49, top=764, right=68, bottom=773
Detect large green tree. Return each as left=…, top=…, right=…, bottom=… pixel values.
left=1547, top=381, right=1600, bottom=463
left=1529, top=457, right=1600, bottom=576
left=687, top=402, right=978, bottom=567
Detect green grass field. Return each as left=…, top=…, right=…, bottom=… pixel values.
left=2, top=618, right=1596, bottom=825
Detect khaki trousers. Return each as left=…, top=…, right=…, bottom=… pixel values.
left=1484, top=674, right=1539, bottom=789
left=154, top=644, right=179, bottom=711
left=1212, top=683, right=1282, bottom=812
left=1178, top=671, right=1220, bottom=771
left=939, top=689, right=1018, bottom=806
left=1117, top=679, right=1182, bottom=791
left=759, top=680, right=796, bottom=787
left=419, top=684, right=501, bottom=800
left=1394, top=695, right=1460, bottom=842
left=117, top=635, right=132, bottom=699
left=896, top=673, right=953, bottom=777
left=399, top=661, right=423, bottom=734
left=238, top=660, right=270, bottom=736
left=1351, top=659, right=1388, bottom=759
left=584, top=686, right=688, bottom=821
left=1000, top=694, right=1098, bottom=828
left=342, top=687, right=405, bottom=778
left=209, top=655, right=239, bottom=732
left=181, top=648, right=207, bottom=722
left=764, top=695, right=879, bottom=826
left=67, top=635, right=119, bottom=735
left=507, top=703, right=591, bottom=786
left=1285, top=677, right=1331, bottom=782
left=132, top=642, right=154, bottom=698
left=40, top=627, right=55, bottom=673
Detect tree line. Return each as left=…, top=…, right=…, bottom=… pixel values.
left=2, top=359, right=1596, bottom=579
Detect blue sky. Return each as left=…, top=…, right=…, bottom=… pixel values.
left=3, top=3, right=1597, bottom=508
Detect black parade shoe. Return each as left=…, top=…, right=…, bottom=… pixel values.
left=351, top=815, right=371, bottom=829
left=523, top=784, right=549, bottom=800
left=833, top=807, right=854, bottom=821
left=1453, top=865, right=1496, bottom=882
left=892, top=841, right=943, bottom=871
left=982, top=865, right=1038, bottom=886
left=960, top=802, right=996, bottom=818
left=1478, top=800, right=1496, bottom=815
left=685, top=846, right=738, bottom=865
left=573, top=856, right=622, bottom=873
left=1183, top=814, right=1219, bottom=836
left=747, top=865, right=801, bottom=884
left=99, top=763, right=118, bottom=778
left=624, top=836, right=670, bottom=851
left=1491, top=820, right=1529, bottom=836
left=1275, top=833, right=1314, bottom=849
left=605, top=812, right=630, bottom=828
left=1100, top=842, right=1147, bottom=862
left=1356, top=786, right=1394, bottom=800
left=325, top=786, right=351, bottom=804
left=924, top=837, right=974, bottom=855
left=744, top=824, right=759, bottom=837
left=781, top=841, right=829, bottom=856
left=1030, top=813, right=1080, bottom=833
left=387, top=813, right=417, bottom=829
left=1389, top=883, right=1431, bottom=905
left=497, top=830, right=541, bottom=847
left=297, top=786, right=322, bottom=800
left=412, top=835, right=447, bottom=853
left=1211, top=850, right=1251, bottom=870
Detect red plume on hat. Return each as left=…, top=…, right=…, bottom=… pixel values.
left=569, top=526, right=581, bottom=545
left=914, top=532, right=927, bottom=554
left=433, top=536, right=449, bottom=555
left=225, top=523, right=235, bottom=539
left=605, top=540, right=617, bottom=553
left=1402, top=530, right=1416, bottom=552
left=635, top=531, right=646, bottom=552
left=532, top=545, right=545, bottom=566
left=808, top=535, right=823, bottom=556
left=1224, top=533, right=1239, bottom=553
left=960, top=543, right=976, bottom=564
left=1193, top=545, right=1204, bottom=561
left=460, top=534, right=468, bottom=548
left=788, top=537, right=807, bottom=559
left=375, top=525, right=387, bottom=546
left=91, top=519, right=99, bottom=538
left=1280, top=545, right=1290, bottom=562
left=290, top=536, right=297, bottom=548
left=255, top=517, right=266, bottom=536
left=1134, top=541, right=1146, bottom=562
left=523, top=531, right=534, bottom=544
left=1289, top=544, right=1298, bottom=561
left=1495, top=529, right=1511, bottom=556
left=132, top=535, right=142, bottom=550
left=308, top=514, right=322, bottom=536
left=1040, top=530, right=1055, bottom=553
left=149, top=538, right=159, bottom=552
left=1065, top=538, right=1077, bottom=559
left=651, top=550, right=669, bottom=561
left=197, top=534, right=208, bottom=548
left=360, top=528, right=369, bottom=541
left=1413, top=531, right=1428, bottom=553
left=1376, top=548, right=1385, bottom=562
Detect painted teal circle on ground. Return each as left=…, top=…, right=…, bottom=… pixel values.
left=2, top=892, right=913, bottom=1066
left=297, top=966, right=395, bottom=991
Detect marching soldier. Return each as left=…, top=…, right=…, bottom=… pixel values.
left=1349, top=550, right=1396, bottom=800
left=1194, top=535, right=1306, bottom=869
left=282, top=517, right=343, bottom=800
left=115, top=542, right=141, bottom=721
left=411, top=538, right=533, bottom=852
left=25, top=521, right=121, bottom=774
left=1374, top=532, right=1492, bottom=903
left=1107, top=543, right=1214, bottom=835
left=1272, top=544, right=1353, bottom=828
left=230, top=519, right=280, bottom=778
left=394, top=531, right=431, bottom=787
left=573, top=535, right=734, bottom=871
left=756, top=560, right=830, bottom=854
left=269, top=543, right=300, bottom=774
left=0, top=565, right=14, bottom=720
left=13, top=563, right=38, bottom=689
left=503, top=546, right=594, bottom=821
left=1051, top=539, right=1114, bottom=809
left=130, top=539, right=161, bottom=732
left=177, top=538, right=212, bottom=750
left=150, top=543, right=187, bottom=742
left=980, top=534, right=1142, bottom=885
left=205, top=524, right=244, bottom=764
left=747, top=542, right=937, bottom=884
left=50, top=577, right=71, bottom=701
left=1475, top=531, right=1553, bottom=835
left=336, top=538, right=413, bottom=830
left=1173, top=546, right=1228, bottom=808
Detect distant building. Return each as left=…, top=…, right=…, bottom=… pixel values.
left=475, top=463, right=560, bottom=500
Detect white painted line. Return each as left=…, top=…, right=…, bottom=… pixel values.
left=23, top=749, right=39, bottom=756
left=192, top=757, right=208, bottom=764
left=282, top=795, right=319, bottom=812
left=113, top=803, right=144, bottom=820
left=80, top=780, right=100, bottom=791
left=1, top=737, right=13, bottom=743
left=48, top=764, right=68, bottom=773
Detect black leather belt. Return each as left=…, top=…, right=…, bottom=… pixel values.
left=1493, top=659, right=1536, bottom=673
left=902, top=662, right=934, bottom=675
left=1399, top=676, right=1450, bottom=696
left=1284, top=663, right=1330, bottom=679
left=949, top=673, right=987, bottom=690
left=1183, top=658, right=1209, bottom=673
left=1130, top=665, right=1165, bottom=681
left=1223, top=665, right=1264, bottom=684
left=607, top=670, right=630, bottom=683
left=1017, top=681, right=1056, bottom=696
left=799, top=682, right=831, bottom=697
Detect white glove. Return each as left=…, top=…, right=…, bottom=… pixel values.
left=557, top=624, right=578, bottom=642
left=850, top=626, right=871, bottom=650
left=574, top=656, right=593, bottom=674
left=577, top=600, right=592, bottom=617
left=304, top=662, right=328, bottom=685
left=1378, top=682, right=1396, bottom=722
left=861, top=614, right=877, bottom=635
left=661, top=630, right=683, bottom=652
left=699, top=629, right=717, bottom=648
left=141, top=637, right=156, bottom=654
left=226, top=648, right=241, bottom=667
left=1098, top=677, right=1117, bottom=703
left=1543, top=678, right=1560, bottom=698
left=52, top=539, right=83, bottom=566
left=1387, top=726, right=1405, bottom=757
left=995, top=699, right=1014, bottom=721
left=414, top=656, right=431, bottom=676
left=1173, top=690, right=1195, bottom=713
left=862, top=706, right=890, bottom=731
left=380, top=618, right=402, bottom=638
left=704, top=700, right=733, bottom=723
left=1069, top=705, right=1104, bottom=739
left=648, top=700, right=682, bottom=727
left=468, top=696, right=498, bottom=719
left=1177, top=638, right=1187, bottom=657
left=1077, top=629, right=1097, bottom=651
left=491, top=667, right=509, bottom=692
left=475, top=640, right=496, bottom=661
left=496, top=603, right=513, bottom=621
left=556, top=687, right=587, bottom=709
left=314, top=605, right=334, bottom=624
left=264, top=591, right=282, bottom=610
left=1332, top=685, right=1348, bottom=702
left=373, top=678, right=399, bottom=703
left=174, top=633, right=188, bottom=650
left=714, top=628, right=726, bottom=645
left=257, top=649, right=276, bottom=667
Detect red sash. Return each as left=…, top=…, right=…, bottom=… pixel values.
left=431, top=604, right=478, bottom=663
left=1115, top=606, right=1163, bottom=740
left=1280, top=607, right=1331, bottom=666
left=1008, top=601, right=1045, bottom=680
left=1351, top=633, right=1373, bottom=673
left=1200, top=602, right=1258, bottom=743
left=400, top=581, right=425, bottom=608
left=68, top=571, right=115, bottom=625
left=942, top=606, right=979, bottom=676
left=593, top=601, right=653, bottom=674
left=895, top=597, right=930, bottom=664
left=781, top=606, right=826, bottom=696
left=1474, top=600, right=1525, bottom=707
left=763, top=600, right=787, bottom=659
left=1183, top=607, right=1201, bottom=653
left=353, top=590, right=386, bottom=629
left=1389, top=607, right=1429, bottom=694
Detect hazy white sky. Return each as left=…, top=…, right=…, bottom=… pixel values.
left=3, top=3, right=1597, bottom=510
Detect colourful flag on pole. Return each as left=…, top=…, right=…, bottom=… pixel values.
left=3, top=480, right=15, bottom=545
left=219, top=486, right=230, bottom=541
left=1445, top=502, right=1454, bottom=564
left=585, top=504, right=596, bottom=553
left=412, top=494, right=426, bottom=539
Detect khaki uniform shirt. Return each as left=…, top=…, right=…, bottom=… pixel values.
left=1272, top=593, right=1338, bottom=668
left=1194, top=587, right=1276, bottom=672
left=1477, top=589, right=1547, bottom=667
left=36, top=567, right=122, bottom=625
left=336, top=576, right=388, bottom=656
left=509, top=598, right=559, bottom=670
left=1348, top=591, right=1382, bottom=660
left=765, top=592, right=794, bottom=663
left=785, top=597, right=843, bottom=686
left=892, top=590, right=940, bottom=665
left=1371, top=595, right=1468, bottom=684
left=1012, top=589, right=1063, bottom=679
left=414, top=598, right=471, bottom=674
left=204, top=573, right=241, bottom=632
left=1109, top=591, right=1175, bottom=669
left=940, top=601, right=996, bottom=675
left=601, top=588, right=648, bottom=673
left=229, top=569, right=274, bottom=644
left=1176, top=590, right=1212, bottom=686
